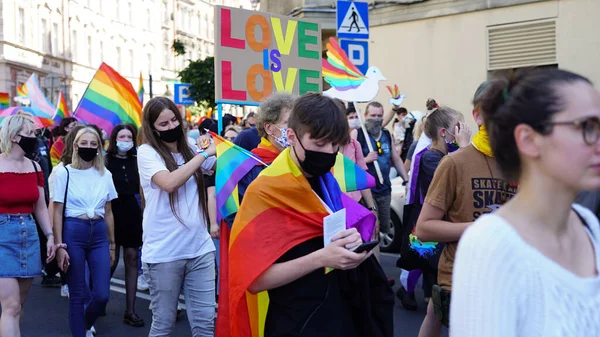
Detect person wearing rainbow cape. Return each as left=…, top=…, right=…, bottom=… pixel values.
left=220, top=93, right=394, bottom=337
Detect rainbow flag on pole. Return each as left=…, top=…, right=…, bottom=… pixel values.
left=74, top=62, right=142, bottom=135
left=210, top=131, right=266, bottom=223
left=53, top=91, right=70, bottom=123
left=0, top=93, right=9, bottom=109
left=137, top=72, right=145, bottom=105
left=25, top=74, right=55, bottom=117
left=332, top=153, right=376, bottom=193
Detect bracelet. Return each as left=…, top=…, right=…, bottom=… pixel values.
left=45, top=232, right=54, bottom=237
left=197, top=151, right=209, bottom=159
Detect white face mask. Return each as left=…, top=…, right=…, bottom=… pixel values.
left=273, top=127, right=290, bottom=148
left=348, top=119, right=361, bottom=130
left=116, top=141, right=134, bottom=153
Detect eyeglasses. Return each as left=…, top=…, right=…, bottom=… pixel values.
left=224, top=136, right=236, bottom=142
left=543, top=116, right=600, bottom=145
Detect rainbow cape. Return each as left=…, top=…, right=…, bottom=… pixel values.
left=137, top=72, right=145, bottom=105
left=0, top=92, right=9, bottom=109
left=216, top=147, right=375, bottom=337
left=25, top=74, right=56, bottom=117
left=53, top=91, right=70, bottom=123
left=251, top=138, right=280, bottom=166
left=332, top=152, right=376, bottom=193
left=74, top=62, right=142, bottom=135
left=322, top=37, right=365, bottom=91
left=50, top=136, right=65, bottom=167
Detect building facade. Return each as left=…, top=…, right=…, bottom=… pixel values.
left=0, top=0, right=237, bottom=113
left=260, top=0, right=600, bottom=129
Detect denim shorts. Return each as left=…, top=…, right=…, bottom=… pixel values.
left=0, top=214, right=42, bottom=278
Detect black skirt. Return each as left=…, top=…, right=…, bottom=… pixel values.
left=112, top=194, right=143, bottom=248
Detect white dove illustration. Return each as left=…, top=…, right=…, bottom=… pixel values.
left=322, top=37, right=387, bottom=103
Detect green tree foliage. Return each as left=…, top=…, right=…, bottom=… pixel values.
left=178, top=57, right=215, bottom=108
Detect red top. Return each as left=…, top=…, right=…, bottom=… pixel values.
left=0, top=171, right=44, bottom=214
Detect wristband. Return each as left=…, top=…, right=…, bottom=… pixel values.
left=45, top=232, right=54, bottom=237
left=197, top=151, right=209, bottom=159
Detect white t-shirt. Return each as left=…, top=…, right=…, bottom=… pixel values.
left=48, top=162, right=64, bottom=199
left=137, top=144, right=215, bottom=264
left=451, top=204, right=600, bottom=337
left=53, top=165, right=118, bottom=218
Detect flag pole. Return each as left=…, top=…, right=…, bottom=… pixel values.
left=354, top=102, right=385, bottom=185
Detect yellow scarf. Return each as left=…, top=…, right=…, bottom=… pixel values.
left=472, top=126, right=494, bottom=158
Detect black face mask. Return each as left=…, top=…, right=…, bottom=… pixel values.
left=77, top=147, right=98, bottom=162
left=17, top=136, right=38, bottom=155
left=158, top=125, right=183, bottom=143
left=293, top=138, right=338, bottom=177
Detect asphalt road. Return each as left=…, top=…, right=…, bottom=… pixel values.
left=14, top=252, right=448, bottom=337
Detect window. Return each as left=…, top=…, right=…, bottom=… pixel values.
left=203, top=14, right=208, bottom=38
left=128, top=2, right=133, bottom=23
left=87, top=36, right=93, bottom=65
left=163, top=42, right=169, bottom=68
left=117, top=47, right=122, bottom=71
left=100, top=41, right=104, bottom=61
left=72, top=30, right=78, bottom=61
left=41, top=19, right=49, bottom=53
left=147, top=9, right=152, bottom=30
left=52, top=23, right=59, bottom=55
left=162, top=1, right=168, bottom=24
left=18, top=8, right=25, bottom=43
left=129, top=50, right=134, bottom=75
left=115, top=0, right=120, bottom=20
left=209, top=19, right=214, bottom=40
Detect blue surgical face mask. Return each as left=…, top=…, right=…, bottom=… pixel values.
left=274, top=127, right=290, bottom=148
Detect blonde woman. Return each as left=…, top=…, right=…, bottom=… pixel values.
left=0, top=113, right=56, bottom=337
left=53, top=127, right=117, bottom=337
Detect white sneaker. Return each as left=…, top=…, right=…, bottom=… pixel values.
left=85, top=330, right=94, bottom=337
left=90, top=326, right=96, bottom=335
left=137, top=275, right=149, bottom=291
left=61, top=284, right=69, bottom=298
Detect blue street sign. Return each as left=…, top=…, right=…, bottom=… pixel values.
left=336, top=1, right=369, bottom=40
left=340, top=39, right=369, bottom=75
left=174, top=83, right=194, bottom=105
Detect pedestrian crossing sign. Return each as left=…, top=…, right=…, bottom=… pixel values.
left=336, top=1, right=369, bottom=39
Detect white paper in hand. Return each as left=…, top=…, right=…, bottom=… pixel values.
left=323, top=208, right=346, bottom=247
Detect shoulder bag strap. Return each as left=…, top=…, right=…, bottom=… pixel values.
left=62, top=167, right=69, bottom=224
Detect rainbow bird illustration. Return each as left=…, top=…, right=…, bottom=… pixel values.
left=322, top=37, right=386, bottom=102
left=387, top=84, right=406, bottom=106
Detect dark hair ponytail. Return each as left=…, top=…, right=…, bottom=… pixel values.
left=480, top=69, right=592, bottom=181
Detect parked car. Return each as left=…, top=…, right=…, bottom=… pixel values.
left=380, top=176, right=405, bottom=253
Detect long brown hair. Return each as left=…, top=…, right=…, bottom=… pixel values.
left=139, top=97, right=209, bottom=225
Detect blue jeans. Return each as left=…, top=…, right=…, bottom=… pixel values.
left=63, top=217, right=110, bottom=337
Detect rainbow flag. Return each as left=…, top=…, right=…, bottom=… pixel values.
left=0, top=92, right=9, bottom=109
left=16, top=84, right=27, bottom=97
left=332, top=153, right=376, bottom=193
left=210, top=131, right=266, bottom=223
left=52, top=91, right=70, bottom=123
left=217, top=148, right=375, bottom=337
left=137, top=72, right=144, bottom=105
left=74, top=62, right=142, bottom=135
left=25, top=74, right=55, bottom=117
left=50, top=136, right=64, bottom=167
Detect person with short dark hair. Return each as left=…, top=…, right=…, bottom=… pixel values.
left=222, top=93, right=393, bottom=337
left=450, top=69, right=600, bottom=336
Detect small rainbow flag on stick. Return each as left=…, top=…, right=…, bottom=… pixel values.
left=53, top=91, right=70, bottom=123
left=16, top=84, right=27, bottom=97
left=74, top=62, right=142, bottom=135
left=331, top=153, right=376, bottom=193
left=137, top=72, right=145, bottom=105
left=210, top=131, right=267, bottom=223
left=0, top=92, right=9, bottom=109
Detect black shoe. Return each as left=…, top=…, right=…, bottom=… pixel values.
left=41, top=275, right=62, bottom=288
left=175, top=309, right=185, bottom=322
left=123, top=312, right=145, bottom=327
left=396, top=286, right=418, bottom=311
left=387, top=277, right=395, bottom=287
